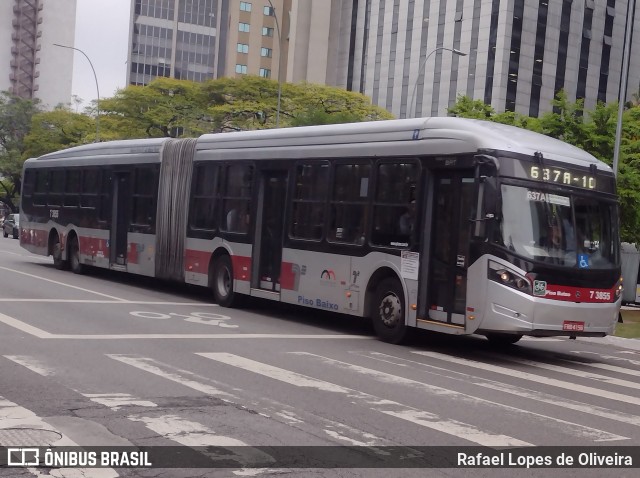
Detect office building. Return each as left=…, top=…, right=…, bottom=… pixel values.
left=330, top=0, right=640, bottom=118
left=0, top=0, right=76, bottom=109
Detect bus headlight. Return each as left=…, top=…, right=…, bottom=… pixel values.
left=615, top=275, right=623, bottom=299
left=488, top=260, right=532, bottom=295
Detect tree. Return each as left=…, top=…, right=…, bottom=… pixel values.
left=23, top=108, right=96, bottom=158
left=99, top=78, right=209, bottom=138
left=0, top=91, right=41, bottom=210
left=201, top=77, right=393, bottom=131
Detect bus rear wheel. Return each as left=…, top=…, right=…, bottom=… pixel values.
left=486, top=333, right=522, bottom=346
left=69, top=236, right=85, bottom=274
left=52, top=236, right=68, bottom=270
left=212, top=255, right=237, bottom=307
left=372, top=278, right=407, bottom=344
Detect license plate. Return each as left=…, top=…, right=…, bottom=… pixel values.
left=563, top=321, right=585, bottom=332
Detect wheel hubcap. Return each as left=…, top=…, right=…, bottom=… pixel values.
left=379, top=293, right=401, bottom=328
left=217, top=267, right=230, bottom=297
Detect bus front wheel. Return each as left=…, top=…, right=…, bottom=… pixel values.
left=486, top=333, right=522, bottom=346
left=212, top=255, right=237, bottom=307
left=372, top=278, right=407, bottom=344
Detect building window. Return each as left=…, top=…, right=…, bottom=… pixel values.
left=259, top=68, right=271, bottom=78
left=264, top=6, right=274, bottom=16
left=239, top=22, right=250, bottom=32
left=262, top=26, right=274, bottom=37
left=237, top=43, right=249, bottom=53
left=240, top=1, right=252, bottom=12
left=235, top=64, right=248, bottom=74
left=260, top=47, right=272, bottom=58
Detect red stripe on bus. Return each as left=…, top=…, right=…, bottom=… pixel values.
left=231, top=255, right=251, bottom=281
left=185, top=249, right=211, bottom=275
left=78, top=236, right=109, bottom=258
left=538, top=284, right=616, bottom=303
left=280, top=262, right=297, bottom=291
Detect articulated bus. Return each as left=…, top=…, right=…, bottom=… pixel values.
left=19, top=117, right=622, bottom=344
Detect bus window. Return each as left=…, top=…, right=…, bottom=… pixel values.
left=48, top=170, right=65, bottom=207
left=80, top=169, right=99, bottom=209
left=98, top=171, right=111, bottom=222
left=329, top=163, right=370, bottom=244
left=22, top=170, right=35, bottom=198
left=64, top=170, right=81, bottom=208
left=221, top=164, right=253, bottom=234
left=33, top=170, right=48, bottom=207
left=190, top=163, right=219, bottom=230
left=290, top=163, right=329, bottom=240
left=372, top=161, right=419, bottom=247
left=132, top=167, right=156, bottom=226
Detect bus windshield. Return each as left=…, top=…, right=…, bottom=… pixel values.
left=499, top=184, right=619, bottom=269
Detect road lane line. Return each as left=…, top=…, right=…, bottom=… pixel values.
left=290, top=352, right=626, bottom=442
left=358, top=351, right=640, bottom=428
left=412, top=351, right=640, bottom=406
left=0, top=312, right=369, bottom=339
left=197, top=352, right=531, bottom=447
left=0, top=299, right=220, bottom=305
left=0, top=265, right=127, bottom=301
left=0, top=312, right=52, bottom=338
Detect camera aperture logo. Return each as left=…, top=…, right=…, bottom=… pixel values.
left=7, top=448, right=39, bottom=466
left=6, top=447, right=152, bottom=468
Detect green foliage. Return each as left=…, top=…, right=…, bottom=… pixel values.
left=0, top=91, right=41, bottom=209
left=24, top=108, right=96, bottom=158
left=448, top=92, right=640, bottom=243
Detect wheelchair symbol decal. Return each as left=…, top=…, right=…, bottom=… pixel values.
left=129, top=311, right=239, bottom=328
left=578, top=254, right=590, bottom=269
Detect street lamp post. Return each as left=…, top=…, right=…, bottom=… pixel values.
left=266, top=0, right=283, bottom=128
left=53, top=43, right=100, bottom=141
left=409, top=47, right=466, bottom=118
left=613, top=0, right=635, bottom=178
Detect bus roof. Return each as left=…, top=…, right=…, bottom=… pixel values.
left=197, top=117, right=609, bottom=171
left=28, top=117, right=609, bottom=172
left=31, top=138, right=169, bottom=161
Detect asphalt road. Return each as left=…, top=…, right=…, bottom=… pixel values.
left=0, top=236, right=638, bottom=478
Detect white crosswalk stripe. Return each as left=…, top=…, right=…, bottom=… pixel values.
left=413, top=351, right=640, bottom=406
left=289, top=352, right=627, bottom=442
left=197, top=352, right=532, bottom=447
left=357, top=351, right=640, bottom=428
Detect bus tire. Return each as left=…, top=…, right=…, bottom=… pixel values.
left=211, top=255, right=237, bottom=307
left=52, top=236, right=68, bottom=270
left=486, top=333, right=522, bottom=346
left=372, top=278, right=407, bottom=344
left=69, top=236, right=85, bottom=274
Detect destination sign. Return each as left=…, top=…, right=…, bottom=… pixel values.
left=527, top=166, right=596, bottom=190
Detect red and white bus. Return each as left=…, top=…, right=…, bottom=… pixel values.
left=19, top=117, right=622, bottom=344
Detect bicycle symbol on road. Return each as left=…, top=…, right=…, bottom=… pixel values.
left=129, top=311, right=239, bottom=328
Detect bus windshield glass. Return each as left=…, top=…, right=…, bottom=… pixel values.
left=499, top=184, right=619, bottom=269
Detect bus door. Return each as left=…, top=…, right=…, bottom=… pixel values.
left=110, top=171, right=131, bottom=267
left=425, top=171, right=475, bottom=325
left=253, top=169, right=288, bottom=293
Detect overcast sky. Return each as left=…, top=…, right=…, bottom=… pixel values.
left=71, top=0, right=131, bottom=108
